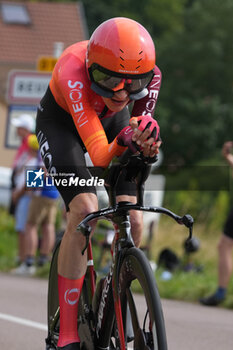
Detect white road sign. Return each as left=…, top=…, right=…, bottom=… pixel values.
left=6, top=70, right=51, bottom=105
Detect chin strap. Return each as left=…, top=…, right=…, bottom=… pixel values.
left=98, top=105, right=109, bottom=119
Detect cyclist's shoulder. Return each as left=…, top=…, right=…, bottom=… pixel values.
left=53, top=40, right=88, bottom=78
left=50, top=40, right=90, bottom=97
left=60, top=40, right=88, bottom=60
left=154, top=64, right=162, bottom=76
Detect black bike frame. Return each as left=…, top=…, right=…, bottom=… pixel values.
left=78, top=154, right=194, bottom=349
left=94, top=209, right=135, bottom=348
left=79, top=201, right=193, bottom=349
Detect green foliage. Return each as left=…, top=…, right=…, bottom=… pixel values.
left=0, top=208, right=17, bottom=270
left=163, top=190, right=230, bottom=232
left=80, top=0, right=233, bottom=166
left=148, top=206, right=233, bottom=308
left=38, top=1, right=233, bottom=166
left=158, top=0, right=233, bottom=165
left=156, top=268, right=214, bottom=300
left=81, top=0, right=186, bottom=38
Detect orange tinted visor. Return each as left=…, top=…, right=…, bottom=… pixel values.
left=112, top=79, right=133, bottom=91
left=90, top=66, right=154, bottom=94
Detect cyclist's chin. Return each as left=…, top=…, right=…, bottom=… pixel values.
left=102, top=97, right=129, bottom=112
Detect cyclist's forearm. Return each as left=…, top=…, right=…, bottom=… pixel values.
left=131, top=65, right=162, bottom=117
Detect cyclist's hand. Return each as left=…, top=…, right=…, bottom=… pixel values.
left=116, top=126, right=138, bottom=153
left=142, top=138, right=162, bottom=158
left=130, top=115, right=161, bottom=157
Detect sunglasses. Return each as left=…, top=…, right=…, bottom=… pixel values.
left=89, top=64, right=154, bottom=98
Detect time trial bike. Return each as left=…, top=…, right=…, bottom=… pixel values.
left=45, top=151, right=194, bottom=350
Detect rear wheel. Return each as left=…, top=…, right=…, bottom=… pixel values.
left=114, top=247, right=167, bottom=350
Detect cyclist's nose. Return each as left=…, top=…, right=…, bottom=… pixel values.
left=113, top=89, right=129, bottom=99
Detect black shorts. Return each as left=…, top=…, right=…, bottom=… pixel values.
left=223, top=207, right=233, bottom=239
left=36, top=87, right=137, bottom=210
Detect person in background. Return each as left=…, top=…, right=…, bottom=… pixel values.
left=200, top=141, right=233, bottom=306
left=13, top=136, right=60, bottom=275
left=10, top=114, right=35, bottom=264
left=11, top=134, right=39, bottom=273
left=11, top=114, right=35, bottom=171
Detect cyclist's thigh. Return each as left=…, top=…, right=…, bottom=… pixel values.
left=36, top=88, right=97, bottom=210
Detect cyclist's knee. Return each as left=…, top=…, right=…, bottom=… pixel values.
left=67, top=193, right=98, bottom=228
left=130, top=210, right=143, bottom=246
left=130, top=211, right=143, bottom=230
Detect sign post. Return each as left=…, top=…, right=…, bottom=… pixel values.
left=6, top=70, right=51, bottom=105
left=5, top=69, right=51, bottom=148
left=37, top=56, right=58, bottom=72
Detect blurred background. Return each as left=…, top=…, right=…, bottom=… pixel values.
left=1, top=0, right=233, bottom=306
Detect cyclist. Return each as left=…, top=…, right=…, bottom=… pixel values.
left=36, top=17, right=162, bottom=350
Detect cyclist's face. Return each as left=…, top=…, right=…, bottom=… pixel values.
left=102, top=89, right=130, bottom=112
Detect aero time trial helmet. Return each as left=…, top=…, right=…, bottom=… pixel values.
left=86, top=17, right=156, bottom=100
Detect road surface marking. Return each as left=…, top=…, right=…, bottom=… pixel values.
left=0, top=312, right=134, bottom=348
left=0, top=312, right=47, bottom=330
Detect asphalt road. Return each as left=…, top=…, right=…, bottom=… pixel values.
left=0, top=272, right=233, bottom=350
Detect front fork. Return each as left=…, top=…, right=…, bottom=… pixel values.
left=112, top=211, right=135, bottom=349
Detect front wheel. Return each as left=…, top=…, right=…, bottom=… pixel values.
left=115, top=247, right=168, bottom=350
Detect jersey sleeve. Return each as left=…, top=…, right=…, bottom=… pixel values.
left=131, top=65, right=162, bottom=117
left=52, top=54, right=125, bottom=168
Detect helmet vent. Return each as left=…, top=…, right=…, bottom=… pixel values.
left=135, top=51, right=143, bottom=69
left=119, top=49, right=125, bottom=68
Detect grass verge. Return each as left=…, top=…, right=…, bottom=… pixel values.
left=1, top=206, right=233, bottom=309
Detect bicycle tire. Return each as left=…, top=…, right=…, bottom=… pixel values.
left=46, top=240, right=61, bottom=348
left=114, top=247, right=168, bottom=350
left=78, top=271, right=95, bottom=350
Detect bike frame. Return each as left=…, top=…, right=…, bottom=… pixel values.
left=46, top=154, right=194, bottom=350
left=79, top=198, right=194, bottom=349
left=82, top=209, right=134, bottom=348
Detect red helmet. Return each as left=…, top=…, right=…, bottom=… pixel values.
left=87, top=17, right=155, bottom=75
left=86, top=17, right=156, bottom=99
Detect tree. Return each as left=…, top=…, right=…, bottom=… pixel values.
left=157, top=0, right=233, bottom=165
left=81, top=0, right=186, bottom=39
